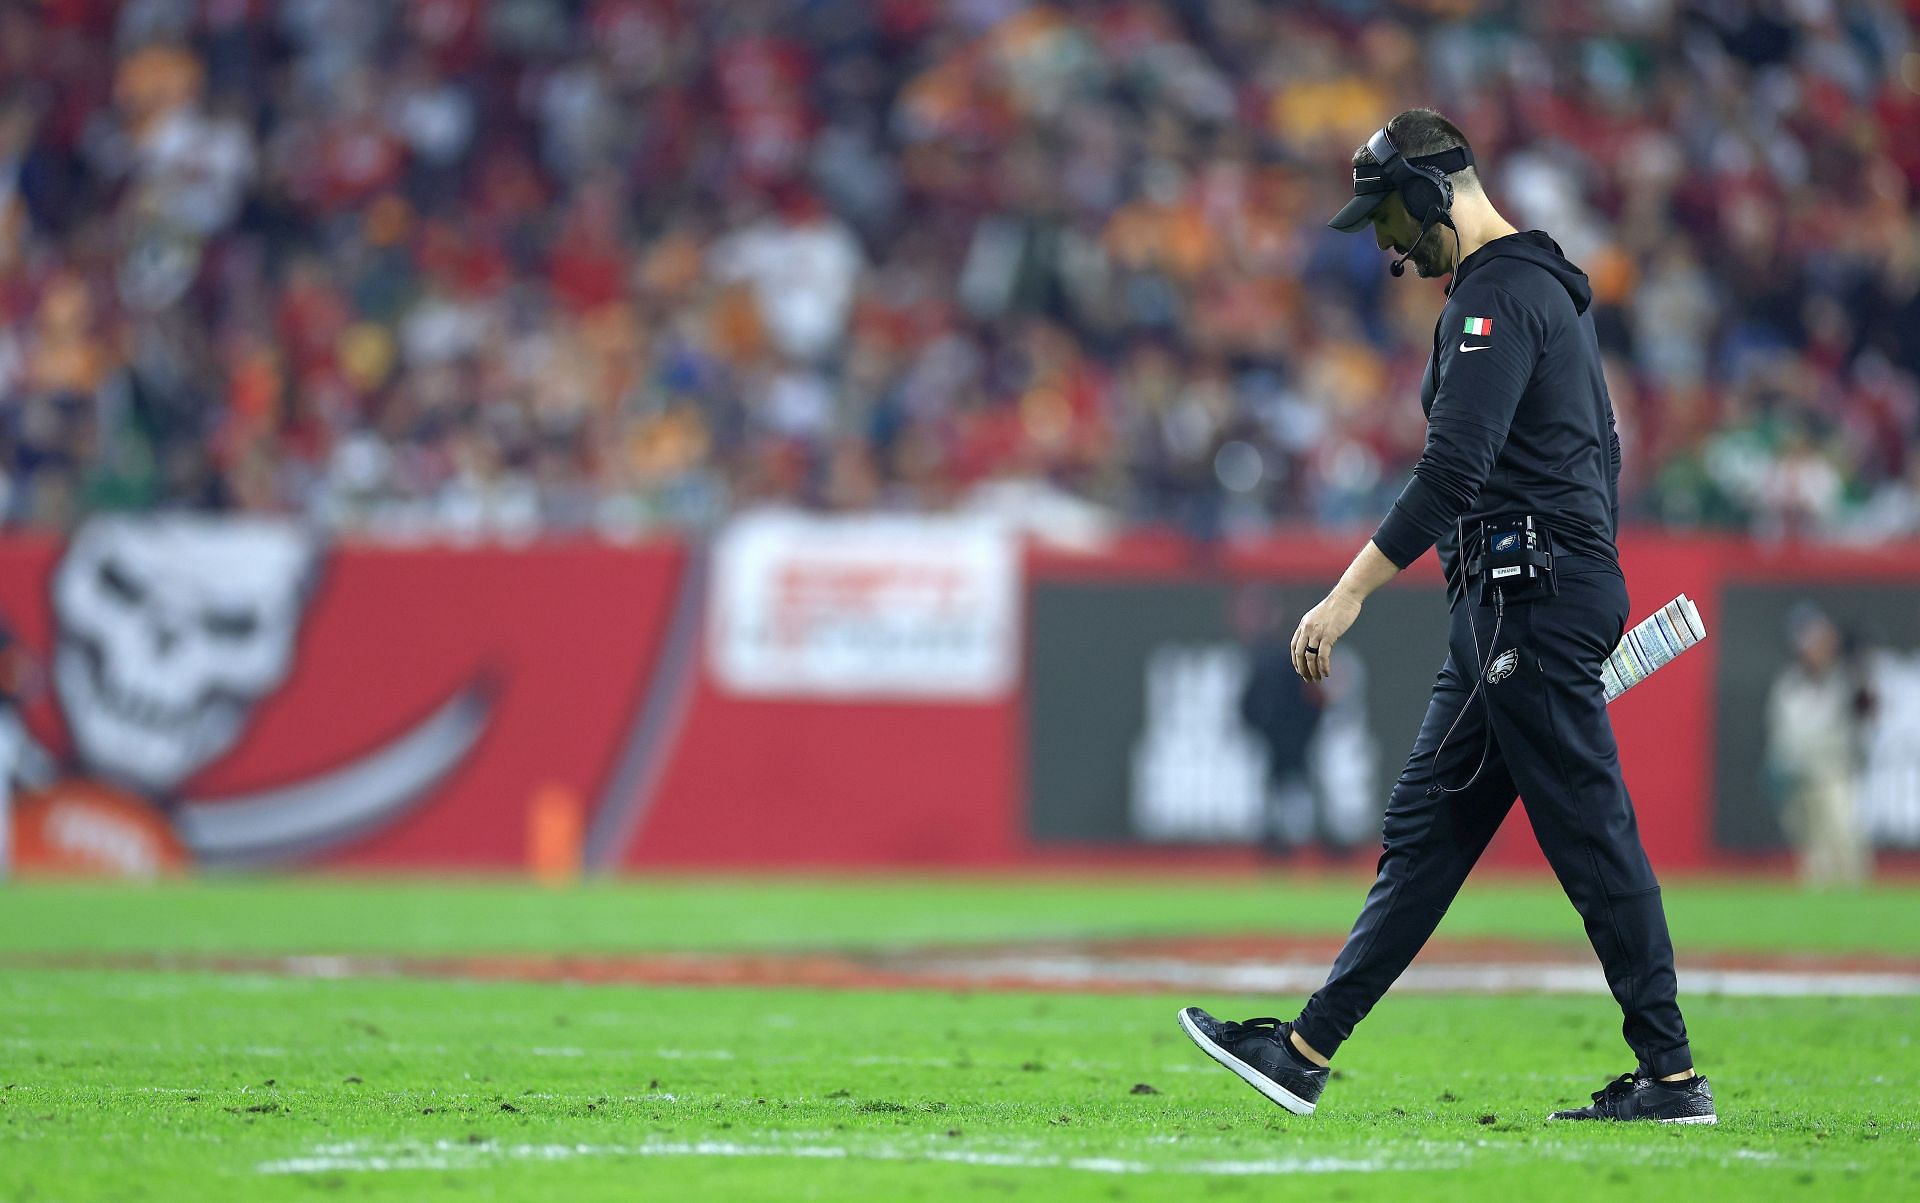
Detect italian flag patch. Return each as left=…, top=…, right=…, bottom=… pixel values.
left=1463, top=317, right=1493, bottom=336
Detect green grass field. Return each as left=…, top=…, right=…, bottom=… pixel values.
left=3, top=876, right=1916, bottom=1201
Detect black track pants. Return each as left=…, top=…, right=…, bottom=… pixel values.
left=1293, top=568, right=1693, bottom=1078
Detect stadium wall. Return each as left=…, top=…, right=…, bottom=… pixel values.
left=2, top=519, right=1913, bottom=877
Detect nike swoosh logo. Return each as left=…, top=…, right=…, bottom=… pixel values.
left=1458, top=342, right=1492, bottom=352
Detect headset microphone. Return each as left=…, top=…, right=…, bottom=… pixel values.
left=1389, top=217, right=1435, bottom=277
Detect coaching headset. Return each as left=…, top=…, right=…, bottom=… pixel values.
left=1327, top=125, right=1474, bottom=277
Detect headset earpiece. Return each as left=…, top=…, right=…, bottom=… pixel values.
left=1401, top=164, right=1453, bottom=224
left=1365, top=125, right=1460, bottom=225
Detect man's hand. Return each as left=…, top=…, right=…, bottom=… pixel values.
left=1291, top=587, right=1363, bottom=682
left=1291, top=539, right=1403, bottom=682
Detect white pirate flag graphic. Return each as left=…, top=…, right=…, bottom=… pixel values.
left=46, top=515, right=490, bottom=866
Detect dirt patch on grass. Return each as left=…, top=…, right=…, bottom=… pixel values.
left=15, top=935, right=1920, bottom=997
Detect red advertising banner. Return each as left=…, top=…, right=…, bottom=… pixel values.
left=625, top=513, right=1024, bottom=868
left=3, top=520, right=1915, bottom=877
left=0, top=519, right=688, bottom=875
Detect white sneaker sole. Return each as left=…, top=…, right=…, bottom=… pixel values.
left=1548, top=1111, right=1718, bottom=1124
left=1176, top=1008, right=1317, bottom=1116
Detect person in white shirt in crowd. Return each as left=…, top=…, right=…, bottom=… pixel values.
left=1765, top=604, right=1875, bottom=887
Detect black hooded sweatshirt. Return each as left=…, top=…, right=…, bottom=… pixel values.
left=1371, top=230, right=1622, bottom=603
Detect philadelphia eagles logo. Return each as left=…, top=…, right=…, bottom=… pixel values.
left=1486, top=648, right=1520, bottom=684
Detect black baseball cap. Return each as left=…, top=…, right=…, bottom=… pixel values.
left=1328, top=166, right=1398, bottom=233
left=1327, top=136, right=1475, bottom=232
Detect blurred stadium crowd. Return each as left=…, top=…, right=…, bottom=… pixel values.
left=2, top=0, right=1919, bottom=541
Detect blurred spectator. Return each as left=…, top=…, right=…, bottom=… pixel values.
left=0, top=1, right=1917, bottom=540
left=710, top=189, right=864, bottom=362
left=1765, top=604, right=1875, bottom=887
left=1234, top=584, right=1325, bottom=855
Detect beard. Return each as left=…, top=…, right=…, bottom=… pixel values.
left=1388, top=220, right=1456, bottom=278
left=1409, top=231, right=1452, bottom=278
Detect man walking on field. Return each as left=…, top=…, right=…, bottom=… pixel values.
left=1177, top=109, right=1715, bottom=1126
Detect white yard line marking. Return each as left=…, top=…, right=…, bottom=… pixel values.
left=255, top=1137, right=1405, bottom=1177
left=915, top=956, right=1920, bottom=998
left=258, top=1133, right=1822, bottom=1179
left=255, top=1135, right=1843, bottom=1181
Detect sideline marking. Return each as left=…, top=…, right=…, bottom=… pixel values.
left=256, top=1137, right=1405, bottom=1178
left=256, top=1134, right=1824, bottom=1179
left=13, top=937, right=1919, bottom=999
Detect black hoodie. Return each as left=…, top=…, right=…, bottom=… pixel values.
left=1371, top=230, right=1622, bottom=602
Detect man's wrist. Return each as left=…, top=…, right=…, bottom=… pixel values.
left=1331, top=539, right=1402, bottom=606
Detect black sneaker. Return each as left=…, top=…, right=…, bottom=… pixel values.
left=1176, top=1007, right=1329, bottom=1115
left=1549, top=1072, right=1717, bottom=1124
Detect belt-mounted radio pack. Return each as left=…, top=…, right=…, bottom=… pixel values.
left=1464, top=514, right=1555, bottom=606
left=1425, top=513, right=1555, bottom=799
